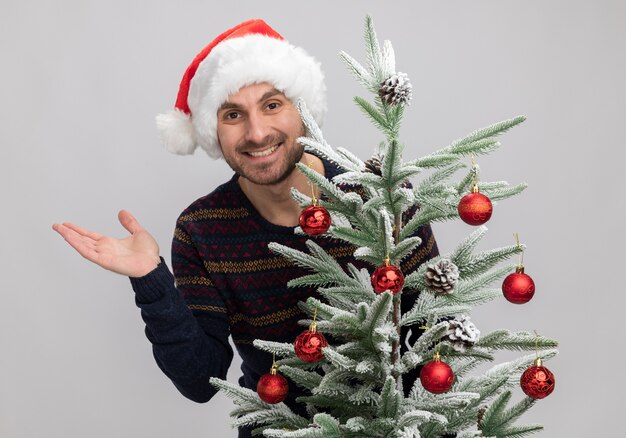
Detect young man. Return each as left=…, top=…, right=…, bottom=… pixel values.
left=53, top=19, right=439, bottom=437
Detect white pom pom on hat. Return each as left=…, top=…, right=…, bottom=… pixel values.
left=156, top=19, right=327, bottom=159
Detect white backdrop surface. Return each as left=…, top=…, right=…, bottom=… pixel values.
left=1, top=1, right=624, bottom=437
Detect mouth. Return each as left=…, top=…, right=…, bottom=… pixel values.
left=245, top=143, right=281, bottom=158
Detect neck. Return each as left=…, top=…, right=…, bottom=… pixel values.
left=238, top=153, right=324, bottom=227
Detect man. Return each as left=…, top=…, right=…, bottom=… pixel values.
left=53, top=19, right=439, bottom=437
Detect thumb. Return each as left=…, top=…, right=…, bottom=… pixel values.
left=118, top=209, right=143, bottom=235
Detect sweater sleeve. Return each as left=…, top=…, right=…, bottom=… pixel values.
left=130, top=250, right=233, bottom=403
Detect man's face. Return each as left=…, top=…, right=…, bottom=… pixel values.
left=216, top=82, right=305, bottom=186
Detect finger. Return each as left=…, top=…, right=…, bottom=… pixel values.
left=55, top=224, right=101, bottom=263
left=53, top=223, right=96, bottom=244
left=118, top=209, right=142, bottom=235
left=60, top=222, right=103, bottom=240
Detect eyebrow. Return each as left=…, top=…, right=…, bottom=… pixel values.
left=218, top=88, right=284, bottom=112
left=259, top=88, right=283, bottom=101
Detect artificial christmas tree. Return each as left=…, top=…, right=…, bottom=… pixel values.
left=210, top=16, right=558, bottom=437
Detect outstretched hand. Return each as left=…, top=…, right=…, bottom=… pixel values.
left=52, top=210, right=161, bottom=278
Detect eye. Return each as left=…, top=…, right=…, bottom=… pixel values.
left=266, top=101, right=280, bottom=111
left=225, top=111, right=240, bottom=120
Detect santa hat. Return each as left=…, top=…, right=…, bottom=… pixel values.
left=156, top=19, right=327, bottom=159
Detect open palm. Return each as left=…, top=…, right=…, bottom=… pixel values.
left=52, top=210, right=161, bottom=278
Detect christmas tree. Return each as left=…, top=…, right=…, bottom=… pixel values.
left=210, top=16, right=558, bottom=438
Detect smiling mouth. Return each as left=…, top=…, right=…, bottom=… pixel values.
left=246, top=143, right=281, bottom=158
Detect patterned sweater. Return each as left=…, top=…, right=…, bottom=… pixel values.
left=130, top=157, right=439, bottom=413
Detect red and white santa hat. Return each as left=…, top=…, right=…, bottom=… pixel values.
left=156, top=19, right=327, bottom=159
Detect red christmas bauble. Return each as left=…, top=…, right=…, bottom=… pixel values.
left=257, top=371, right=289, bottom=404
left=502, top=268, right=535, bottom=304
left=294, top=328, right=328, bottom=363
left=420, top=356, right=455, bottom=394
left=520, top=360, right=555, bottom=399
left=457, top=192, right=493, bottom=226
left=371, top=264, right=405, bottom=294
left=299, top=205, right=331, bottom=235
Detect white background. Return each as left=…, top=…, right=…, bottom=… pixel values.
left=1, top=1, right=624, bottom=437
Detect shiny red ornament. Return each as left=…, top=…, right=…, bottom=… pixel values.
left=420, top=353, right=454, bottom=394
left=294, top=324, right=328, bottom=363
left=299, top=205, right=331, bottom=235
left=520, top=358, right=555, bottom=399
left=371, top=264, right=404, bottom=294
left=457, top=189, right=493, bottom=226
left=257, top=368, right=289, bottom=404
left=502, top=266, right=535, bottom=304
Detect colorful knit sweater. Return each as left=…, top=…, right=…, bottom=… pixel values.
left=130, top=158, right=439, bottom=413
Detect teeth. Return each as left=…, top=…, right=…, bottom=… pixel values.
left=248, top=145, right=278, bottom=158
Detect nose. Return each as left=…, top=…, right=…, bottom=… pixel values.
left=244, top=110, right=271, bottom=145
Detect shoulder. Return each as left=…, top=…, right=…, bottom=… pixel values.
left=319, top=155, right=371, bottom=200
left=320, top=156, right=342, bottom=180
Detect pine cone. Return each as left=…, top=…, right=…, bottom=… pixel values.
left=363, top=153, right=414, bottom=190
left=378, top=72, right=412, bottom=106
left=363, top=154, right=383, bottom=176
left=477, top=406, right=487, bottom=430
left=444, top=315, right=480, bottom=352
left=424, top=258, right=459, bottom=294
